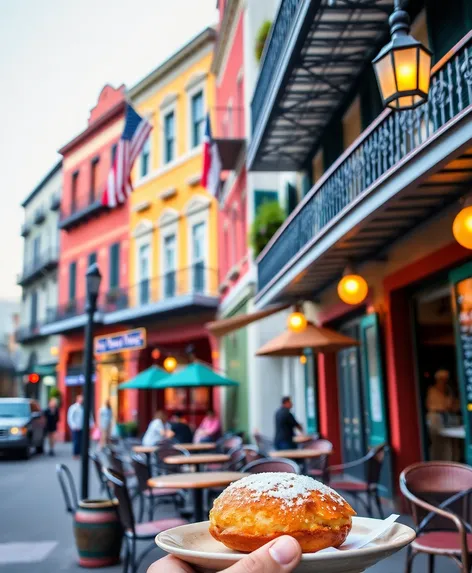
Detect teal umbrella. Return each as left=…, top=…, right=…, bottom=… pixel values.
left=154, top=362, right=239, bottom=389
left=118, top=366, right=168, bottom=390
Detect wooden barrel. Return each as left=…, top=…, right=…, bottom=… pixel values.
left=74, top=499, right=122, bottom=567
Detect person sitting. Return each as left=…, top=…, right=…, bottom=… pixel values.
left=194, top=409, right=221, bottom=443
left=169, top=411, right=193, bottom=443
left=142, top=410, right=173, bottom=446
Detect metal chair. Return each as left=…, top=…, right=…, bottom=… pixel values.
left=242, top=457, right=300, bottom=474
left=327, top=443, right=387, bottom=518
left=224, top=447, right=247, bottom=471
left=89, top=451, right=107, bottom=494
left=154, top=445, right=190, bottom=475
left=242, top=445, right=266, bottom=464
left=215, top=435, right=243, bottom=453
left=400, top=461, right=472, bottom=573
left=253, top=433, right=273, bottom=456
left=130, top=454, right=182, bottom=522
left=56, top=463, right=78, bottom=514
left=103, top=467, right=187, bottom=573
left=302, top=439, right=333, bottom=483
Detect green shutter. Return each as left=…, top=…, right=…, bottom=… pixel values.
left=254, top=190, right=278, bottom=216
left=286, top=183, right=298, bottom=215
left=87, top=252, right=97, bottom=268
left=301, top=172, right=312, bottom=197
left=109, top=243, right=120, bottom=290
left=69, top=262, right=76, bottom=300
left=323, top=120, right=344, bottom=170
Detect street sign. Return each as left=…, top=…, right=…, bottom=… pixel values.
left=94, top=328, right=147, bottom=355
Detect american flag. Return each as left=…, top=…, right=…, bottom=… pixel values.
left=201, top=114, right=222, bottom=197
left=102, top=103, right=152, bottom=208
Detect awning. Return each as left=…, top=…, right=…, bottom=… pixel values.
left=205, top=303, right=290, bottom=337
left=154, top=362, right=238, bottom=389
left=119, top=366, right=168, bottom=390
left=16, top=363, right=57, bottom=376
left=256, top=322, right=358, bottom=357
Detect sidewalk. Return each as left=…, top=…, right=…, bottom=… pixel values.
left=0, top=443, right=458, bottom=572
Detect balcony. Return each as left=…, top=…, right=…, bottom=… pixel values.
left=213, top=106, right=245, bottom=171
left=17, top=247, right=59, bottom=286
left=21, top=222, right=31, bottom=238
left=50, top=192, right=61, bottom=211
left=15, top=323, right=43, bottom=343
left=34, top=206, right=46, bottom=225
left=59, top=195, right=106, bottom=231
left=41, top=298, right=92, bottom=335
left=248, top=0, right=392, bottom=171
left=256, top=33, right=472, bottom=306
left=103, top=266, right=219, bottom=325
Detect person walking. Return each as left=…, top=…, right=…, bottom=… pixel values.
left=274, top=396, right=303, bottom=450
left=43, top=397, right=59, bottom=456
left=67, top=395, right=85, bottom=459
left=98, top=399, right=113, bottom=449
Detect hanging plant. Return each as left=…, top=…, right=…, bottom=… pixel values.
left=255, top=20, right=272, bottom=62
left=250, top=201, right=286, bottom=257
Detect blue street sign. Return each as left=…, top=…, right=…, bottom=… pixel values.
left=94, top=328, right=147, bottom=355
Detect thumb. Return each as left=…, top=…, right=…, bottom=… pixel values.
left=223, top=536, right=302, bottom=573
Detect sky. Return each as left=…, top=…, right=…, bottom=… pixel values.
left=0, top=0, right=217, bottom=301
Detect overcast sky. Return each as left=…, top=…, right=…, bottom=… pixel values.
left=0, top=0, right=217, bottom=301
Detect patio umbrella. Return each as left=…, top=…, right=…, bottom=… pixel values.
left=118, top=365, right=168, bottom=390
left=256, top=321, right=358, bottom=357
left=153, top=361, right=239, bottom=389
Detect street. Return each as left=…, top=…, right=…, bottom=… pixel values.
left=0, top=443, right=458, bottom=573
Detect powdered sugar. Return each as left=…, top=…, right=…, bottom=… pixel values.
left=225, top=472, right=345, bottom=508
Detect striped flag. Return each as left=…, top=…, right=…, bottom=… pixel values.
left=201, top=114, right=222, bottom=197
left=102, top=103, right=152, bottom=208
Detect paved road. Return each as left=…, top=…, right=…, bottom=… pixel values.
left=0, top=443, right=458, bottom=572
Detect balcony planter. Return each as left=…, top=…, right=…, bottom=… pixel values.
left=74, top=499, right=122, bottom=567
left=250, top=200, right=285, bottom=257
left=255, top=20, right=272, bottom=62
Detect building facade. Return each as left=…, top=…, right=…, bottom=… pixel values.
left=126, top=28, right=219, bottom=430
left=45, top=85, right=135, bottom=438
left=248, top=0, right=472, bottom=496
left=16, top=162, right=62, bottom=407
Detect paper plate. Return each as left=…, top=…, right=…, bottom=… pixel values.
left=156, top=516, right=415, bottom=573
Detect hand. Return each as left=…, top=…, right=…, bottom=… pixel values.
left=147, top=536, right=302, bottom=573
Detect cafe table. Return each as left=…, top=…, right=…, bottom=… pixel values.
left=177, top=442, right=216, bottom=452
left=164, top=453, right=230, bottom=472
left=270, top=447, right=332, bottom=473
left=148, top=471, right=248, bottom=522
left=294, top=435, right=313, bottom=445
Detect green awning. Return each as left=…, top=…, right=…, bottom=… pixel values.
left=118, top=366, right=168, bottom=390
left=17, top=363, right=57, bottom=376
left=154, top=362, right=239, bottom=389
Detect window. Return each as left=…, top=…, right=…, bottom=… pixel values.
left=164, top=111, right=175, bottom=164
left=71, top=171, right=79, bottom=212
left=88, top=252, right=97, bottom=268
left=163, top=234, right=176, bottom=297
left=191, top=222, right=205, bottom=292
left=90, top=157, right=99, bottom=202
left=69, top=262, right=77, bottom=301
left=191, top=91, right=205, bottom=148
left=140, top=136, right=151, bottom=177
left=109, top=243, right=120, bottom=290
left=30, top=290, right=38, bottom=328
left=138, top=244, right=150, bottom=305
left=111, top=143, right=117, bottom=165
left=33, top=236, right=41, bottom=266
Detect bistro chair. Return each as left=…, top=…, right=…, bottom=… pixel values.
left=215, top=435, right=243, bottom=453
left=242, top=445, right=266, bottom=464
left=224, top=447, right=247, bottom=471
left=56, top=463, right=78, bottom=515
left=103, top=467, right=187, bottom=573
left=327, top=443, right=387, bottom=518
left=154, top=445, right=190, bottom=475
left=243, top=457, right=300, bottom=474
left=89, top=451, right=108, bottom=494
left=400, top=461, right=472, bottom=573
left=303, top=439, right=333, bottom=483
left=130, top=454, right=182, bottom=522
left=253, top=433, right=273, bottom=456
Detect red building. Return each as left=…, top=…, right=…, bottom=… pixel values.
left=43, top=85, right=136, bottom=439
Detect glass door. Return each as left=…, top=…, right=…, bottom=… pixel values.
left=138, top=244, right=150, bottom=305
left=192, top=222, right=205, bottom=293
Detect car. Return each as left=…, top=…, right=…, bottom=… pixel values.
left=0, top=398, right=46, bottom=459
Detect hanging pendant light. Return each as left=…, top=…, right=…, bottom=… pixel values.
left=453, top=197, right=472, bottom=249
left=337, top=268, right=369, bottom=306
left=372, top=0, right=432, bottom=110
left=287, top=306, right=307, bottom=333
left=163, top=356, right=177, bottom=373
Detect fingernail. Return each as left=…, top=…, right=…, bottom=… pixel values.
left=269, top=536, right=299, bottom=565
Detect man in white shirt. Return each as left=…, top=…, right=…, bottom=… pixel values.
left=67, top=395, right=85, bottom=459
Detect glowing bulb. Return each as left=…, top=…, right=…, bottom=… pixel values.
left=287, top=311, right=307, bottom=333
left=299, top=355, right=307, bottom=365
left=337, top=274, right=368, bottom=306
left=453, top=206, right=472, bottom=250
left=163, top=356, right=177, bottom=373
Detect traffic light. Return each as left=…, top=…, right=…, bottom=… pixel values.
left=28, top=373, right=40, bottom=384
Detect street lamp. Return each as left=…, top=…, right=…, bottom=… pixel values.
left=81, top=263, right=101, bottom=500
left=372, top=0, right=432, bottom=110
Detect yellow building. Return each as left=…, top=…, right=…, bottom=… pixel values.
left=125, top=28, right=220, bottom=425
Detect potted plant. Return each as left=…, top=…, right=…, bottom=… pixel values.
left=255, top=20, right=272, bottom=62
left=249, top=200, right=286, bottom=257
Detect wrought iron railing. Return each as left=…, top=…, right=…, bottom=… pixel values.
left=257, top=32, right=472, bottom=294
left=251, top=0, right=304, bottom=132
left=59, top=195, right=104, bottom=228
left=17, top=247, right=59, bottom=285
left=45, top=297, right=88, bottom=325
left=15, top=323, right=43, bottom=343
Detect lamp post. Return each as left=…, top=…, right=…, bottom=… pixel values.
left=81, top=263, right=102, bottom=500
